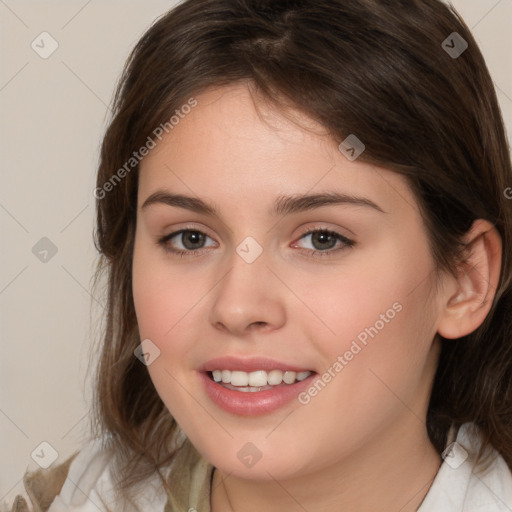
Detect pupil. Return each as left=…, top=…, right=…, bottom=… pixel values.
left=312, top=231, right=336, bottom=250
left=183, top=231, right=205, bottom=250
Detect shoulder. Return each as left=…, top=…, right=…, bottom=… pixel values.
left=2, top=435, right=212, bottom=512
left=46, top=437, right=114, bottom=511
left=1, top=438, right=114, bottom=512
left=1, top=450, right=77, bottom=512
left=419, top=422, right=512, bottom=511
left=46, top=436, right=170, bottom=511
left=460, top=424, right=512, bottom=511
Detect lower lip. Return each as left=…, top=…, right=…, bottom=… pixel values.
left=199, top=371, right=316, bottom=416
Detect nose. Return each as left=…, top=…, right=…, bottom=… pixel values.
left=208, top=247, right=286, bottom=336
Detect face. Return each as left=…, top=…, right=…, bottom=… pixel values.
left=132, top=84, right=446, bottom=480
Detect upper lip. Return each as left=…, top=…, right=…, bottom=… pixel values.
left=199, top=356, right=314, bottom=373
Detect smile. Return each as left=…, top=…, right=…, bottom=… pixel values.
left=200, top=370, right=316, bottom=416
left=210, top=369, right=312, bottom=391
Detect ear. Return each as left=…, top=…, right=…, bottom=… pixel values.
left=437, top=219, right=502, bottom=339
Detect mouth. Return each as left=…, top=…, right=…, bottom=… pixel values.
left=206, top=369, right=313, bottom=392
left=198, top=358, right=318, bottom=416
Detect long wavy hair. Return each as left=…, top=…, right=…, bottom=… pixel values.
left=89, top=0, right=512, bottom=501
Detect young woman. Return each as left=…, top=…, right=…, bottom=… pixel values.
left=5, top=0, right=512, bottom=510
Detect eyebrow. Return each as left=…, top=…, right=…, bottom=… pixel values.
left=141, top=191, right=386, bottom=216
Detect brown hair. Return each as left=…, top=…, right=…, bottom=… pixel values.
left=90, top=0, right=512, bottom=500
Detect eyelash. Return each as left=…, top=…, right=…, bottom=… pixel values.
left=157, top=226, right=355, bottom=259
left=296, top=229, right=356, bottom=257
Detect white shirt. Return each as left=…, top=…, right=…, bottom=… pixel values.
left=46, top=437, right=169, bottom=512
left=4, top=422, right=512, bottom=511
left=417, top=423, right=512, bottom=511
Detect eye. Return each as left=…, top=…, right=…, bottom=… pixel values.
left=292, top=228, right=355, bottom=257
left=158, top=229, right=216, bottom=256
left=158, top=227, right=355, bottom=258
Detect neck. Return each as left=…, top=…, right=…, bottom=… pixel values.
left=211, top=415, right=442, bottom=512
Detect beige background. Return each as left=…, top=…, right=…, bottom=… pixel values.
left=1, top=0, right=511, bottom=501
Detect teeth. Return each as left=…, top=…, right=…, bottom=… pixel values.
left=230, top=371, right=249, bottom=386
left=248, top=371, right=267, bottom=387
left=282, top=371, right=296, bottom=384
left=210, top=369, right=312, bottom=387
left=267, top=369, right=283, bottom=385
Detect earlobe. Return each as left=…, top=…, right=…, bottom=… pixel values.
left=437, top=219, right=502, bottom=340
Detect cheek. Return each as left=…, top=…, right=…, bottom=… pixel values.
left=132, top=236, right=204, bottom=343
left=132, top=265, right=174, bottom=342
left=295, top=242, right=432, bottom=354
left=288, top=276, right=437, bottom=468
left=299, top=236, right=438, bottom=407
left=132, top=242, right=197, bottom=415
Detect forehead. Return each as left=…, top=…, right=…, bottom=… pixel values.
left=138, top=84, right=419, bottom=219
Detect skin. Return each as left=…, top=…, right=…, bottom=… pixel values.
left=132, top=83, right=502, bottom=511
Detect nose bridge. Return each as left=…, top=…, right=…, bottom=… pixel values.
left=208, top=236, right=286, bottom=334
left=225, top=239, right=267, bottom=293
